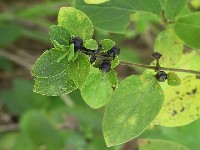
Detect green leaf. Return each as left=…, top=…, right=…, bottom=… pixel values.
left=68, top=44, right=75, bottom=61
left=154, top=29, right=183, bottom=67
left=58, top=7, right=94, bottom=40
left=34, top=70, right=77, bottom=96
left=165, top=0, right=188, bottom=20
left=49, top=25, right=71, bottom=46
left=154, top=51, right=200, bottom=127
left=107, top=69, right=118, bottom=88
left=174, top=12, right=200, bottom=49
left=68, top=53, right=90, bottom=88
left=100, top=39, right=115, bottom=52
left=20, top=111, right=63, bottom=150
left=138, top=139, right=190, bottom=150
left=81, top=68, right=113, bottom=109
left=167, top=72, right=181, bottom=86
left=84, top=0, right=109, bottom=4
left=111, top=56, right=119, bottom=68
left=31, top=49, right=68, bottom=78
left=74, top=0, right=162, bottom=33
left=84, top=39, right=98, bottom=50
left=103, top=73, right=164, bottom=147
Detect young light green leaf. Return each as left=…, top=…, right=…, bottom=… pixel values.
left=84, top=0, right=109, bottom=4
left=84, top=39, right=98, bottom=50
left=138, top=139, right=190, bottom=150
left=107, top=69, right=118, bottom=88
left=68, top=53, right=90, bottom=88
left=68, top=44, right=75, bottom=61
left=81, top=68, right=113, bottom=109
left=20, top=111, right=64, bottom=150
left=167, top=72, right=181, bottom=86
left=111, top=56, right=119, bottom=68
left=58, top=7, right=94, bottom=40
left=154, top=51, right=200, bottom=127
left=74, top=0, right=162, bottom=33
left=34, top=70, right=77, bottom=96
left=165, top=0, right=188, bottom=20
left=154, top=29, right=183, bottom=67
left=174, top=12, right=200, bottom=49
left=49, top=25, right=71, bottom=46
left=100, top=39, right=115, bottom=52
left=31, top=49, right=68, bottom=78
left=103, top=73, right=164, bottom=147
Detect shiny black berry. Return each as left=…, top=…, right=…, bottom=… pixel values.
left=99, top=60, right=111, bottom=73
left=69, top=36, right=83, bottom=51
left=107, top=45, right=120, bottom=59
left=152, top=52, right=162, bottom=60
left=155, top=71, right=167, bottom=82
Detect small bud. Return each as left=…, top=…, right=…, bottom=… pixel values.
left=152, top=52, right=162, bottom=60
left=107, top=45, right=120, bottom=59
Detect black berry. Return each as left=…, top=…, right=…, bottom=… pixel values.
left=155, top=71, right=167, bottom=82
left=99, top=60, right=111, bottom=73
left=107, top=45, right=120, bottom=59
left=69, top=36, right=83, bottom=51
left=152, top=52, right=162, bottom=60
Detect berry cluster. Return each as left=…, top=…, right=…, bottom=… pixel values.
left=69, top=36, right=120, bottom=73
left=152, top=52, right=167, bottom=82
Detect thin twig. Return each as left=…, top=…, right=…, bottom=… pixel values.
left=120, top=60, right=200, bottom=75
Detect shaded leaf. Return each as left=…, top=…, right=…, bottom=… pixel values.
left=174, top=12, right=200, bottom=49
left=165, top=0, right=188, bottom=20
left=74, top=0, right=162, bottom=33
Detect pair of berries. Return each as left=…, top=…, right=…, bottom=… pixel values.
left=152, top=52, right=167, bottom=82
left=69, top=36, right=120, bottom=73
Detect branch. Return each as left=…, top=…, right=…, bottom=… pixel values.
left=120, top=60, right=200, bottom=75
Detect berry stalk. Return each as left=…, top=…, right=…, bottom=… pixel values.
left=119, top=60, right=200, bottom=76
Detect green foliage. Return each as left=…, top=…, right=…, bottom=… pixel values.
left=100, top=39, right=115, bottom=52
left=74, top=0, right=162, bottom=33
left=27, top=1, right=200, bottom=148
left=34, top=71, right=77, bottom=96
left=174, top=12, right=200, bottom=49
left=81, top=68, right=113, bottom=108
left=20, top=111, right=63, bottom=150
left=32, top=49, right=69, bottom=78
left=155, top=51, right=200, bottom=127
left=103, top=73, right=164, bottom=146
left=167, top=72, right=181, bottom=86
left=138, top=139, right=190, bottom=150
left=58, top=7, right=94, bottom=40
left=68, top=53, right=91, bottom=88
left=154, top=29, right=183, bottom=66
left=49, top=25, right=71, bottom=46
left=165, top=0, right=188, bottom=20
left=0, top=23, right=22, bottom=47
left=84, top=39, right=98, bottom=50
